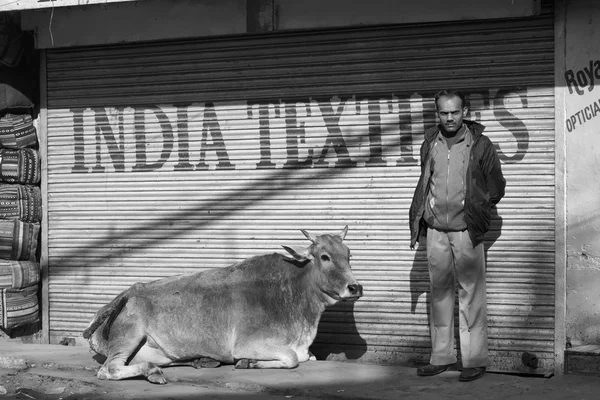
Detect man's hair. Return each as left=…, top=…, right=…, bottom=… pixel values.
left=434, top=90, right=467, bottom=110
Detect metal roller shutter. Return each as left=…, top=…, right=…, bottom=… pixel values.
left=44, top=11, right=555, bottom=373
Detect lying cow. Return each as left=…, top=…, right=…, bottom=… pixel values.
left=83, top=226, right=362, bottom=384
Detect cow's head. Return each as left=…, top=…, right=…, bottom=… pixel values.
left=282, top=226, right=363, bottom=305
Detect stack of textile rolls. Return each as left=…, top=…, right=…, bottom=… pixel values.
left=0, top=15, right=41, bottom=333
left=0, top=114, right=41, bottom=330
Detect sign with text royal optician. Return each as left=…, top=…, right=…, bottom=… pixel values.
left=564, top=60, right=600, bottom=133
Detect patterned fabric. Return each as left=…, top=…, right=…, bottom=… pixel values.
left=0, top=113, right=37, bottom=149
left=0, top=284, right=39, bottom=329
left=0, top=219, right=39, bottom=261
left=0, top=184, right=42, bottom=223
left=0, top=148, right=40, bottom=184
left=0, top=260, right=39, bottom=289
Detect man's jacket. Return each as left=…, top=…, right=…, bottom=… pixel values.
left=409, top=120, right=506, bottom=248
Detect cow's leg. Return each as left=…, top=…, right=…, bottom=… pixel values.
left=234, top=345, right=299, bottom=369
left=98, top=316, right=167, bottom=384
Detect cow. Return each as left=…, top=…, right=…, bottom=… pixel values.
left=82, top=226, right=362, bottom=384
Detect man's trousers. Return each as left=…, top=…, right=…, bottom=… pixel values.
left=426, top=227, right=488, bottom=368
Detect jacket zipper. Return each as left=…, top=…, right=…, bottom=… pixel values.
left=446, top=149, right=450, bottom=228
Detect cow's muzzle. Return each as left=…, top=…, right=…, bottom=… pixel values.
left=347, top=284, right=363, bottom=299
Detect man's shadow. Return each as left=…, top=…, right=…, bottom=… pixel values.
left=409, top=239, right=429, bottom=315
left=408, top=238, right=431, bottom=366
left=310, top=299, right=367, bottom=361
left=484, top=206, right=503, bottom=264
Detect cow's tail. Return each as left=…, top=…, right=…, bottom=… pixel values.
left=82, top=290, right=129, bottom=340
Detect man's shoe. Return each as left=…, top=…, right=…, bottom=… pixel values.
left=459, top=367, right=486, bottom=382
left=417, top=363, right=451, bottom=376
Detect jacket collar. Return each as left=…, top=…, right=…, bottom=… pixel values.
left=424, top=120, right=486, bottom=142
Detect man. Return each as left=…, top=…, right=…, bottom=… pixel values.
left=409, top=89, right=506, bottom=382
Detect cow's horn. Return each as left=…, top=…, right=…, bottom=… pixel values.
left=301, top=229, right=316, bottom=243
left=336, top=225, right=348, bottom=241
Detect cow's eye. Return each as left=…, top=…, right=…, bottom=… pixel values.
left=320, top=254, right=330, bottom=262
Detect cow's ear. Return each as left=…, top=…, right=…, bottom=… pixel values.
left=335, top=225, right=348, bottom=241
left=282, top=245, right=314, bottom=262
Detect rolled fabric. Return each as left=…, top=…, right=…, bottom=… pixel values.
left=0, top=260, right=39, bottom=289
left=0, top=284, right=39, bottom=329
left=0, top=113, right=37, bottom=149
left=0, top=148, right=41, bottom=184
left=0, top=219, right=39, bottom=261
left=0, top=184, right=42, bottom=223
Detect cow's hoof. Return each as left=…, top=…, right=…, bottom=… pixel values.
left=235, top=359, right=257, bottom=369
left=97, top=372, right=108, bottom=380
left=147, top=371, right=167, bottom=385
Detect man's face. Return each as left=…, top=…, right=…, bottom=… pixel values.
left=436, top=95, right=468, bottom=134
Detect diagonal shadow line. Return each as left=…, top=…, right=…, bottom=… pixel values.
left=48, top=128, right=410, bottom=275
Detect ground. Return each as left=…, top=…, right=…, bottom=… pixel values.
left=1, top=342, right=600, bottom=400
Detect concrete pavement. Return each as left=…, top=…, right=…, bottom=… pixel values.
left=0, top=341, right=600, bottom=399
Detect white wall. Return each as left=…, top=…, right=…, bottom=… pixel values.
left=562, top=0, right=600, bottom=347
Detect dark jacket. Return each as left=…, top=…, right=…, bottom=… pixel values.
left=409, top=120, right=506, bottom=248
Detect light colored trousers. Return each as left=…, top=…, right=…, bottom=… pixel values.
left=426, top=227, right=488, bottom=368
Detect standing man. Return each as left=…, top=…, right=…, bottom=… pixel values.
left=409, top=90, right=505, bottom=382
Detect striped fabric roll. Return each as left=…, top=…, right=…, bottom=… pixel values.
left=0, top=260, right=39, bottom=289
left=0, top=284, right=39, bottom=329
left=0, top=113, right=38, bottom=149
left=0, top=184, right=42, bottom=223
left=0, top=148, right=41, bottom=184
left=0, top=219, right=39, bottom=261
